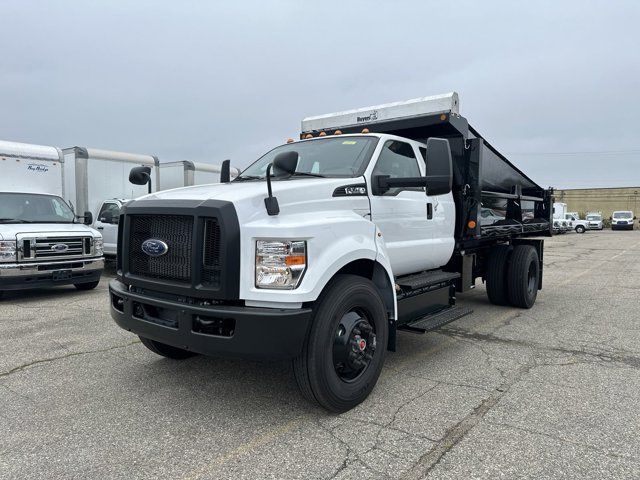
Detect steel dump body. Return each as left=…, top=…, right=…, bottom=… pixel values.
left=301, top=94, right=553, bottom=249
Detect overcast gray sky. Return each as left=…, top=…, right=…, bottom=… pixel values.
left=2, top=0, right=638, bottom=189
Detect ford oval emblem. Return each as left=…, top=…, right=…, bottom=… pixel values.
left=51, top=243, right=69, bottom=252
left=141, top=239, right=169, bottom=257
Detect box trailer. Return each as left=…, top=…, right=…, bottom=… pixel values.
left=62, top=147, right=160, bottom=216
left=0, top=140, right=65, bottom=196
left=159, top=160, right=238, bottom=190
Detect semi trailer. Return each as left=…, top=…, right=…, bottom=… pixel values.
left=109, top=92, right=553, bottom=412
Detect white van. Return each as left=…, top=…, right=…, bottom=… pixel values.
left=611, top=211, right=635, bottom=230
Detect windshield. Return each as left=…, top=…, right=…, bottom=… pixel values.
left=613, top=212, right=632, bottom=219
left=238, top=136, right=378, bottom=180
left=0, top=193, right=75, bottom=223
left=586, top=215, right=601, bottom=221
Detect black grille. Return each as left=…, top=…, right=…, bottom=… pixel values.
left=129, top=215, right=193, bottom=282
left=202, top=218, right=222, bottom=287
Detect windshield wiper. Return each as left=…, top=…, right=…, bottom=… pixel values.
left=234, top=175, right=263, bottom=181
left=290, top=172, right=327, bottom=178
left=0, top=218, right=32, bottom=223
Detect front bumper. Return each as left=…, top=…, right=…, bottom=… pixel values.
left=612, top=223, right=634, bottom=230
left=0, top=258, right=104, bottom=290
left=109, top=279, right=312, bottom=359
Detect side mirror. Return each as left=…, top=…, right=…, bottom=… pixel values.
left=83, top=211, right=93, bottom=225
left=424, top=138, right=453, bottom=196
left=272, top=151, right=298, bottom=177
left=129, top=166, right=152, bottom=186
left=220, top=159, right=231, bottom=183
left=100, top=211, right=113, bottom=224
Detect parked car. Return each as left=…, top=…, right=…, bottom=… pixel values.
left=611, top=211, right=635, bottom=230
left=585, top=212, right=604, bottom=230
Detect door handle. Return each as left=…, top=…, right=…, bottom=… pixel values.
left=96, top=227, right=104, bottom=230
left=427, top=203, right=433, bottom=220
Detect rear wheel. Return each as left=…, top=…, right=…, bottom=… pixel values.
left=486, top=245, right=511, bottom=306
left=507, top=245, right=540, bottom=309
left=74, top=280, right=100, bottom=290
left=293, top=274, right=388, bottom=412
left=139, top=336, right=197, bottom=359
left=575, top=225, right=586, bottom=234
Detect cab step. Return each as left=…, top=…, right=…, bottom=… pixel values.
left=397, top=270, right=460, bottom=290
left=398, top=306, right=473, bottom=334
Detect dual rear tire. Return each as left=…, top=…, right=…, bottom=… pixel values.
left=486, top=244, right=540, bottom=309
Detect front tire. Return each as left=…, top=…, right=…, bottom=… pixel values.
left=74, top=280, right=100, bottom=290
left=293, top=274, right=388, bottom=412
left=575, top=225, right=586, bottom=234
left=139, top=336, right=197, bottom=359
left=507, top=245, right=540, bottom=309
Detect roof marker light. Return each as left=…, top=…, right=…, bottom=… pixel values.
left=305, top=134, right=313, bottom=139
left=334, top=130, right=342, bottom=135
left=286, top=138, right=294, bottom=144
left=361, top=128, right=370, bottom=133
left=318, top=131, right=327, bottom=136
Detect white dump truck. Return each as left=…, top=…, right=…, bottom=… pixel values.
left=109, top=93, right=553, bottom=411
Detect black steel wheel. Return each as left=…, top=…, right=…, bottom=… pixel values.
left=486, top=245, right=511, bottom=306
left=139, top=336, right=197, bottom=359
left=507, top=245, right=540, bottom=309
left=293, top=274, right=388, bottom=412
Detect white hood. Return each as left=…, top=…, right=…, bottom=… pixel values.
left=0, top=223, right=100, bottom=241
left=135, top=177, right=370, bottom=224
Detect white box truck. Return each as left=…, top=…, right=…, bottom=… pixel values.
left=109, top=92, right=553, bottom=412
left=1, top=141, right=104, bottom=296
left=62, top=147, right=160, bottom=257
left=0, top=140, right=65, bottom=196
left=159, top=160, right=239, bottom=190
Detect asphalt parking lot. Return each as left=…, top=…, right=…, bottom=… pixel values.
left=1, top=230, right=639, bottom=479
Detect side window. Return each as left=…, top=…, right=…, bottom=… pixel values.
left=98, top=203, right=120, bottom=223
left=372, top=141, right=422, bottom=195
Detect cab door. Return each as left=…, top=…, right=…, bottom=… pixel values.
left=369, top=140, right=436, bottom=276
left=94, top=201, right=121, bottom=256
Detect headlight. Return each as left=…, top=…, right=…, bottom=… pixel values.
left=256, top=240, right=306, bottom=289
left=0, top=241, right=17, bottom=262
left=94, top=238, right=104, bottom=256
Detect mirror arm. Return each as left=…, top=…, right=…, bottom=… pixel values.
left=264, top=163, right=280, bottom=216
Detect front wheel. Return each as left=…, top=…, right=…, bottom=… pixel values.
left=575, top=225, right=586, bottom=234
left=293, top=274, right=388, bottom=412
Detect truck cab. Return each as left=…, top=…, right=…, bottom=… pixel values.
left=564, top=213, right=588, bottom=233
left=0, top=192, right=104, bottom=296
left=93, top=199, right=130, bottom=257
left=109, top=93, right=552, bottom=411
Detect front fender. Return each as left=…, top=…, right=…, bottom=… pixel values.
left=240, top=211, right=384, bottom=305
